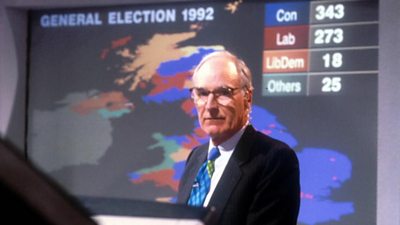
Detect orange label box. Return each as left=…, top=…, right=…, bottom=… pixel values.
left=263, top=49, right=309, bottom=73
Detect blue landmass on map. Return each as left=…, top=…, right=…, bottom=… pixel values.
left=142, top=88, right=189, bottom=104
left=300, top=199, right=354, bottom=225
left=297, top=148, right=354, bottom=225
left=298, top=148, right=352, bottom=194
left=143, top=48, right=219, bottom=104
left=129, top=172, right=140, bottom=180
left=157, top=48, right=216, bottom=77
left=173, top=161, right=186, bottom=180
left=250, top=105, right=298, bottom=148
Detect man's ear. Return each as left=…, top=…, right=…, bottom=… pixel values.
left=244, top=90, right=253, bottom=112
left=245, top=90, right=253, bottom=104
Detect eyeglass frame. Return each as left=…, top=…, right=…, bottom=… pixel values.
left=189, top=86, right=246, bottom=106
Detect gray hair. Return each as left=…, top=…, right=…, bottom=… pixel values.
left=193, top=50, right=254, bottom=91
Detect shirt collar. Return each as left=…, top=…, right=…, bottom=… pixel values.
left=208, top=125, right=247, bottom=153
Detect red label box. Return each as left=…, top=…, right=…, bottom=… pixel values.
left=264, top=25, right=309, bottom=50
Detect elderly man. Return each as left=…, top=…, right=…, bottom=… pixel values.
left=177, top=51, right=300, bottom=225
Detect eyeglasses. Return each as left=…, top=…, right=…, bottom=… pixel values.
left=189, top=86, right=242, bottom=106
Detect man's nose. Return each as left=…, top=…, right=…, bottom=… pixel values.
left=205, top=93, right=218, bottom=109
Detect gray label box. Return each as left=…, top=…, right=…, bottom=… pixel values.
left=262, top=74, right=308, bottom=96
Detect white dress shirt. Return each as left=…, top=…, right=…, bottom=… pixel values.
left=203, top=126, right=247, bottom=207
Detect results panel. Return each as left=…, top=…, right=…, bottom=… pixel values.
left=262, top=0, right=378, bottom=96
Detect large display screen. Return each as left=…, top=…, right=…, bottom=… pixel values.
left=27, top=0, right=378, bottom=224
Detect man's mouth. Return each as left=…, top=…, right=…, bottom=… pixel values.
left=204, top=117, right=224, bottom=121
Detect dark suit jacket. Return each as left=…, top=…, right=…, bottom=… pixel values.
left=177, top=125, right=300, bottom=225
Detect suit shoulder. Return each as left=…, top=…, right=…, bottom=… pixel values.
left=251, top=130, right=298, bottom=163
left=254, top=130, right=292, bottom=151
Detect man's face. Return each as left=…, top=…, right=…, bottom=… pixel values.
left=192, top=56, right=252, bottom=145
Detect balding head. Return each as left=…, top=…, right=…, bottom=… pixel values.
left=193, top=50, right=254, bottom=92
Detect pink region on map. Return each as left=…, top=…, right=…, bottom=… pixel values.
left=193, top=127, right=207, bottom=138
left=131, top=169, right=178, bottom=192
left=181, top=98, right=196, bottom=117
left=148, top=71, right=192, bottom=96
left=182, top=135, right=202, bottom=150
left=100, top=36, right=133, bottom=59
left=72, top=91, right=133, bottom=115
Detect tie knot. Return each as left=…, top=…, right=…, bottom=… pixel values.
left=208, top=147, right=220, bottom=161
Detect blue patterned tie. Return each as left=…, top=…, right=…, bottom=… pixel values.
left=187, top=146, right=220, bottom=206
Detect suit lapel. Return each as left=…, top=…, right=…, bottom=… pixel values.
left=207, top=125, right=257, bottom=214
left=179, top=145, right=208, bottom=203
left=207, top=156, right=241, bottom=213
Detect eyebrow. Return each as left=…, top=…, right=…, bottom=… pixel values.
left=191, top=85, right=235, bottom=90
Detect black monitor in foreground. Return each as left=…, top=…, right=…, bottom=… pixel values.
left=0, top=140, right=96, bottom=225
left=81, top=196, right=216, bottom=225
left=0, top=140, right=215, bottom=225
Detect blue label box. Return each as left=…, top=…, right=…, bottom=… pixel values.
left=265, top=2, right=310, bottom=27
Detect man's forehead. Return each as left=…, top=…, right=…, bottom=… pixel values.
left=200, top=55, right=235, bottom=68
left=194, top=56, right=238, bottom=78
